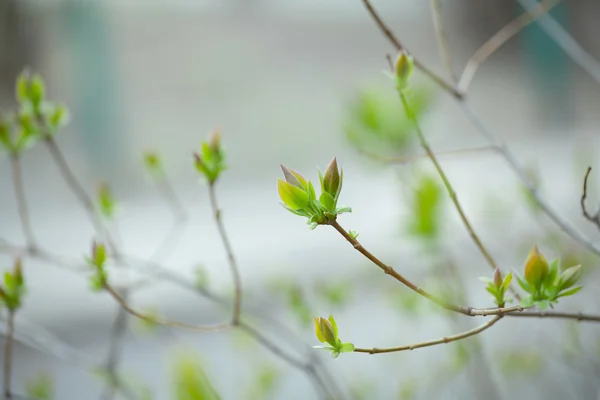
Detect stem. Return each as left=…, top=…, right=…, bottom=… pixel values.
left=360, top=0, right=462, bottom=99
left=457, top=0, right=561, bottom=93
left=398, top=93, right=510, bottom=282
left=208, top=183, right=242, bottom=325
left=328, top=219, right=523, bottom=316
left=103, top=281, right=231, bottom=332
left=359, top=145, right=497, bottom=165
left=44, top=137, right=116, bottom=253
left=3, top=311, right=15, bottom=400
left=10, top=155, right=37, bottom=252
left=157, top=176, right=187, bottom=222
left=354, top=316, right=501, bottom=354
left=101, top=304, right=129, bottom=400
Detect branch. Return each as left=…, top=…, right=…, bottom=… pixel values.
left=101, top=306, right=129, bottom=400
left=328, top=219, right=522, bottom=317
left=43, top=137, right=117, bottom=253
left=398, top=93, right=510, bottom=284
left=506, top=310, right=600, bottom=323
left=10, top=155, right=37, bottom=252
left=581, top=167, right=600, bottom=232
left=354, top=316, right=501, bottom=354
left=208, top=183, right=243, bottom=325
left=3, top=311, right=15, bottom=400
left=456, top=0, right=561, bottom=94
left=360, top=0, right=463, bottom=99
left=429, top=0, right=456, bottom=82
left=102, top=281, right=232, bottom=332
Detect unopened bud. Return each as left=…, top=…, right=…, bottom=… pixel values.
left=394, top=51, right=414, bottom=91
left=524, top=246, right=549, bottom=287
left=323, top=157, right=341, bottom=200
left=493, top=268, right=502, bottom=288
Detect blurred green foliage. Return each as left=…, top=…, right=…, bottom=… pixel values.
left=499, top=349, right=543, bottom=378
left=407, top=174, right=443, bottom=240
left=245, top=365, right=280, bottom=400
left=172, top=353, right=221, bottom=400
left=25, top=373, right=53, bottom=399
left=343, top=85, right=434, bottom=157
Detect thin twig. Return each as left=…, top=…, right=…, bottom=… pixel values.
left=354, top=316, right=502, bottom=354
left=3, top=311, right=15, bottom=400
left=10, top=155, right=37, bottom=252
left=429, top=0, right=456, bottom=82
left=103, top=281, right=232, bottom=332
left=43, top=137, right=116, bottom=253
left=360, top=145, right=498, bottom=165
left=208, top=183, right=242, bottom=325
left=398, top=93, right=506, bottom=277
left=101, top=305, right=129, bottom=400
left=360, top=0, right=462, bottom=99
left=580, top=167, right=600, bottom=232
left=328, top=219, right=522, bottom=316
left=506, top=310, right=600, bottom=323
left=457, top=0, right=561, bottom=94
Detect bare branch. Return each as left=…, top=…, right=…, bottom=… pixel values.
left=581, top=167, right=600, bottom=232
left=3, top=311, right=15, bottom=399
left=358, top=145, right=498, bottom=165
left=328, top=219, right=523, bottom=316
left=10, top=155, right=37, bottom=252
left=354, top=316, right=501, bottom=354
left=506, top=310, right=600, bottom=323
left=103, top=281, right=232, bottom=332
left=429, top=0, right=456, bottom=82
left=208, top=183, right=243, bottom=325
left=457, top=0, right=561, bottom=93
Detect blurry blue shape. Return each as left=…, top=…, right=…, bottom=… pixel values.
left=58, top=0, right=124, bottom=176
left=519, top=0, right=572, bottom=128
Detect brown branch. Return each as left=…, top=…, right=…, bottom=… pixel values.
left=581, top=167, right=600, bottom=232
left=506, top=310, right=600, bottom=323
left=328, top=219, right=522, bottom=316
left=208, top=183, right=242, bottom=325
left=103, top=281, right=232, bottom=332
left=354, top=316, right=501, bottom=354
left=456, top=0, right=561, bottom=94
left=360, top=0, right=463, bottom=99
left=10, top=155, right=37, bottom=252
left=3, top=311, right=15, bottom=400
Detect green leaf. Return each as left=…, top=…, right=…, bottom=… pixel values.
left=29, top=74, right=46, bottom=107
left=319, top=191, right=336, bottom=213
left=502, top=272, right=513, bottom=292
left=534, top=300, right=550, bottom=310
left=558, top=265, right=582, bottom=291
left=557, top=286, right=582, bottom=299
left=277, top=179, right=309, bottom=211
left=16, top=72, right=29, bottom=104
left=515, top=273, right=531, bottom=294
left=172, top=353, right=221, bottom=400
left=520, top=296, right=534, bottom=308
left=407, top=174, right=442, bottom=240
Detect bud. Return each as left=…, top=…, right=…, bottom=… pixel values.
left=13, top=258, right=23, bottom=287
left=16, top=70, right=30, bottom=103
left=493, top=268, right=502, bottom=288
left=322, top=157, right=341, bottom=200
left=277, top=178, right=309, bottom=210
left=559, top=265, right=582, bottom=291
left=209, top=129, right=221, bottom=153
left=318, top=317, right=337, bottom=347
left=97, top=183, right=116, bottom=219
left=29, top=74, right=46, bottom=108
left=394, top=51, right=414, bottom=91
left=524, top=246, right=549, bottom=287
left=280, top=165, right=307, bottom=190
left=92, top=241, right=107, bottom=268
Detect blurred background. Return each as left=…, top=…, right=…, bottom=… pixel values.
left=1, top=0, right=600, bottom=398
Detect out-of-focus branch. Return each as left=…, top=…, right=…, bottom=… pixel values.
left=429, top=0, right=456, bottom=82
left=3, top=311, right=15, bottom=400
left=456, top=0, right=561, bottom=93
left=208, top=183, right=242, bottom=325
left=580, top=167, right=600, bottom=232
left=10, top=155, right=37, bottom=252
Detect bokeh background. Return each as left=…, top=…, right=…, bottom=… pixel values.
left=2, top=0, right=600, bottom=399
